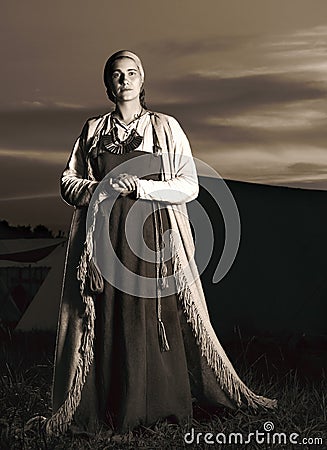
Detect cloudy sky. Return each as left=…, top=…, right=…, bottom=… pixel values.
left=1, top=0, right=327, bottom=230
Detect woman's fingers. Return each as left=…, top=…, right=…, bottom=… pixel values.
left=116, top=174, right=138, bottom=191
left=117, top=179, right=132, bottom=189
left=111, top=177, right=137, bottom=196
left=111, top=181, right=133, bottom=196
left=110, top=174, right=139, bottom=198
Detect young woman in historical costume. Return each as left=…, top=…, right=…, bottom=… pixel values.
left=44, top=50, right=276, bottom=435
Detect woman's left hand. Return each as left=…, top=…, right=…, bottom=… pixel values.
left=115, top=173, right=139, bottom=196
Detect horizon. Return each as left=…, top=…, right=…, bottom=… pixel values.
left=1, top=175, right=326, bottom=234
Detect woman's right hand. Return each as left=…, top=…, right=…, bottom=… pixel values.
left=109, top=174, right=138, bottom=196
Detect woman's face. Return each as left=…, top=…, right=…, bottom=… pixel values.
left=109, top=57, right=143, bottom=103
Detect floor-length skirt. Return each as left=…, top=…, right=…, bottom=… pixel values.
left=73, top=150, right=233, bottom=433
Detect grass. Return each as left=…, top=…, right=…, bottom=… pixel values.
left=0, top=331, right=326, bottom=449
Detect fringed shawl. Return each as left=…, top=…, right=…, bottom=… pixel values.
left=45, top=111, right=276, bottom=435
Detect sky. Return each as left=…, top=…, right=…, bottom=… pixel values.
left=1, top=0, right=327, bottom=231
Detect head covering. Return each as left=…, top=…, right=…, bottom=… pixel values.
left=103, top=50, right=145, bottom=88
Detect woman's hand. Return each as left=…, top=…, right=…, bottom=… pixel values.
left=110, top=173, right=139, bottom=196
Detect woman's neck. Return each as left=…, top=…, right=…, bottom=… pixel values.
left=114, top=100, right=143, bottom=125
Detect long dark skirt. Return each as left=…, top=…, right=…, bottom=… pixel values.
left=73, top=151, right=233, bottom=433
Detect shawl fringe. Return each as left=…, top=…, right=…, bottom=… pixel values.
left=169, top=233, right=277, bottom=410
left=45, top=244, right=96, bottom=435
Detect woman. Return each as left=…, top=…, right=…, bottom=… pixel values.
left=45, top=50, right=276, bottom=436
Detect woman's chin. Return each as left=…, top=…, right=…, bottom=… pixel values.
left=117, top=92, right=138, bottom=102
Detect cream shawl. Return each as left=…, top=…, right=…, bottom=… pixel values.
left=45, top=111, right=276, bottom=435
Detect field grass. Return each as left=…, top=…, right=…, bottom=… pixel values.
left=0, top=331, right=326, bottom=449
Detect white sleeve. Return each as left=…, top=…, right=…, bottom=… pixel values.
left=135, top=116, right=199, bottom=204
left=60, top=120, right=100, bottom=207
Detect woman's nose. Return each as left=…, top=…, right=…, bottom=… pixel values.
left=120, top=74, right=129, bottom=85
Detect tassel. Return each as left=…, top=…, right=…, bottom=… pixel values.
left=153, top=200, right=170, bottom=352
left=87, top=257, right=104, bottom=293
left=159, top=261, right=169, bottom=289
left=158, top=319, right=170, bottom=352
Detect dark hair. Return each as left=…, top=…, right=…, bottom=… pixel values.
left=103, top=56, right=147, bottom=109
left=105, top=86, right=147, bottom=109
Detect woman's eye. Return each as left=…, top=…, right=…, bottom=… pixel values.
left=112, top=73, right=120, bottom=79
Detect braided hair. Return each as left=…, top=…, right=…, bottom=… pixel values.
left=105, top=85, right=147, bottom=110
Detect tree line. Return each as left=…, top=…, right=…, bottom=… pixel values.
left=0, top=220, right=66, bottom=239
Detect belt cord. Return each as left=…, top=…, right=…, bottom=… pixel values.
left=154, top=201, right=170, bottom=352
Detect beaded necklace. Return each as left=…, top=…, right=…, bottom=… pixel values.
left=101, top=109, right=145, bottom=154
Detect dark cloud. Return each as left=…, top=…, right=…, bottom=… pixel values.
left=1, top=70, right=327, bottom=154
left=150, top=72, right=326, bottom=113
left=0, top=156, right=66, bottom=231
left=1, top=66, right=327, bottom=230
left=147, top=72, right=327, bottom=148
left=287, top=162, right=327, bottom=174
left=142, top=34, right=260, bottom=57
left=0, top=157, right=61, bottom=199
left=0, top=108, right=108, bottom=151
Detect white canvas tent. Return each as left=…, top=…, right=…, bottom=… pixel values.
left=0, top=238, right=66, bottom=331
left=0, top=277, right=21, bottom=324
